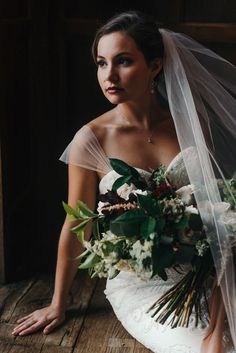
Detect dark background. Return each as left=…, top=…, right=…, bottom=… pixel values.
left=0, top=0, right=236, bottom=283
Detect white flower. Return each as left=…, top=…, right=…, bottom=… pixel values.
left=195, top=239, right=209, bottom=256
left=97, top=201, right=109, bottom=215
left=117, top=183, right=137, bottom=200
left=115, top=259, right=134, bottom=272
left=185, top=205, right=198, bottom=215
left=101, top=230, right=118, bottom=241
left=129, top=240, right=153, bottom=274
left=176, top=185, right=194, bottom=204
left=133, top=189, right=148, bottom=196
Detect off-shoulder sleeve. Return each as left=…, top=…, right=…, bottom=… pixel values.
left=59, top=125, right=112, bottom=174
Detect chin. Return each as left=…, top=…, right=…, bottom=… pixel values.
left=106, top=93, right=129, bottom=104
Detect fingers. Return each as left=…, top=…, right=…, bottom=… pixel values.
left=43, top=319, right=60, bottom=335
left=11, top=307, right=65, bottom=336
left=12, top=318, right=39, bottom=336
left=16, top=314, right=32, bottom=324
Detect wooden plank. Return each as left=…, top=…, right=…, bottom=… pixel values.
left=1, top=271, right=97, bottom=349
left=44, top=270, right=98, bottom=347
left=40, top=346, right=72, bottom=353
left=8, top=345, right=42, bottom=353
left=0, top=278, right=36, bottom=322
left=72, top=278, right=151, bottom=353
left=0, top=341, right=12, bottom=353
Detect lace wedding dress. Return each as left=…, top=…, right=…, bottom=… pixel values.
left=60, top=125, right=235, bottom=353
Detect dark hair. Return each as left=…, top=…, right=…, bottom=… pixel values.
left=91, top=10, right=164, bottom=65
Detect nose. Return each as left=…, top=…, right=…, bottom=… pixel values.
left=104, top=64, right=119, bottom=83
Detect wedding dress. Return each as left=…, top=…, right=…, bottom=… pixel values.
left=101, top=166, right=234, bottom=353
left=60, top=125, right=235, bottom=353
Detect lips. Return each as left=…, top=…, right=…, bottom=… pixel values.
left=106, top=86, right=124, bottom=93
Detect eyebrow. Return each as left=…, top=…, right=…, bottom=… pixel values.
left=97, top=52, right=134, bottom=59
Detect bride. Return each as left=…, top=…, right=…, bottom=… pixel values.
left=12, top=10, right=236, bottom=353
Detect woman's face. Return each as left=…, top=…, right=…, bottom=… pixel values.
left=96, top=31, right=159, bottom=105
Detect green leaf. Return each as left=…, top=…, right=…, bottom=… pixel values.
left=79, top=252, right=101, bottom=269
left=76, top=229, right=85, bottom=244
left=110, top=221, right=140, bottom=237
left=156, top=218, right=166, bottom=232
left=108, top=267, right=120, bottom=279
left=77, top=200, right=97, bottom=218
left=92, top=219, right=101, bottom=240
left=137, top=194, right=161, bottom=215
left=91, top=271, right=99, bottom=278
left=174, top=245, right=195, bottom=264
left=62, top=201, right=80, bottom=218
left=71, top=220, right=87, bottom=243
left=141, top=217, right=157, bottom=239
left=109, top=158, right=140, bottom=178
left=112, top=175, right=134, bottom=191
left=112, top=209, right=146, bottom=224
left=189, top=214, right=203, bottom=231
left=75, top=248, right=90, bottom=260
left=174, top=215, right=189, bottom=230
left=151, top=244, right=174, bottom=280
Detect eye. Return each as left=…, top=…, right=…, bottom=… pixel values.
left=96, top=60, right=107, bottom=68
left=117, top=57, right=133, bottom=66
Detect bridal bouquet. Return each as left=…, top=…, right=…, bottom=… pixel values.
left=63, top=158, right=236, bottom=328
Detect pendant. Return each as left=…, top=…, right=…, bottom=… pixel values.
left=147, top=137, right=152, bottom=143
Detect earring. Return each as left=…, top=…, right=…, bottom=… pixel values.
left=150, top=79, right=157, bottom=94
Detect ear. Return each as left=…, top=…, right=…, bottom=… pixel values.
left=150, top=58, right=162, bottom=77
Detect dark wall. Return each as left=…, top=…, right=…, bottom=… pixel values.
left=0, top=0, right=236, bottom=282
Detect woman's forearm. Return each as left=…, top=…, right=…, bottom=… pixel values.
left=50, top=220, right=90, bottom=309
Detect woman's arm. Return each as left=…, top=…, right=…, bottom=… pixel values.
left=12, top=164, right=98, bottom=336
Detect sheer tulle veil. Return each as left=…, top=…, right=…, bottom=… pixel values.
left=59, top=23, right=236, bottom=351
left=159, top=28, right=236, bottom=349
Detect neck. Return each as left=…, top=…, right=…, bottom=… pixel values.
left=116, top=97, right=165, bottom=130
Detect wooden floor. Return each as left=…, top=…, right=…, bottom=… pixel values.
left=0, top=270, right=152, bottom=353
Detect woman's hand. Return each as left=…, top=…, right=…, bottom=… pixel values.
left=11, top=305, right=65, bottom=336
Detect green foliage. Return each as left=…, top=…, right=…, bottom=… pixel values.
left=152, top=244, right=175, bottom=280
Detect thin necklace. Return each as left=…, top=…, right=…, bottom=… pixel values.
left=117, top=107, right=154, bottom=144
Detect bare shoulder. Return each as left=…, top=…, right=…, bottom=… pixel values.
left=86, top=108, right=117, bottom=144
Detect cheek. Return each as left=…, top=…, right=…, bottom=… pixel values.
left=97, top=71, right=104, bottom=89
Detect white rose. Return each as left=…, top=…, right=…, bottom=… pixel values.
left=117, top=183, right=137, bottom=200
left=176, top=185, right=194, bottom=205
